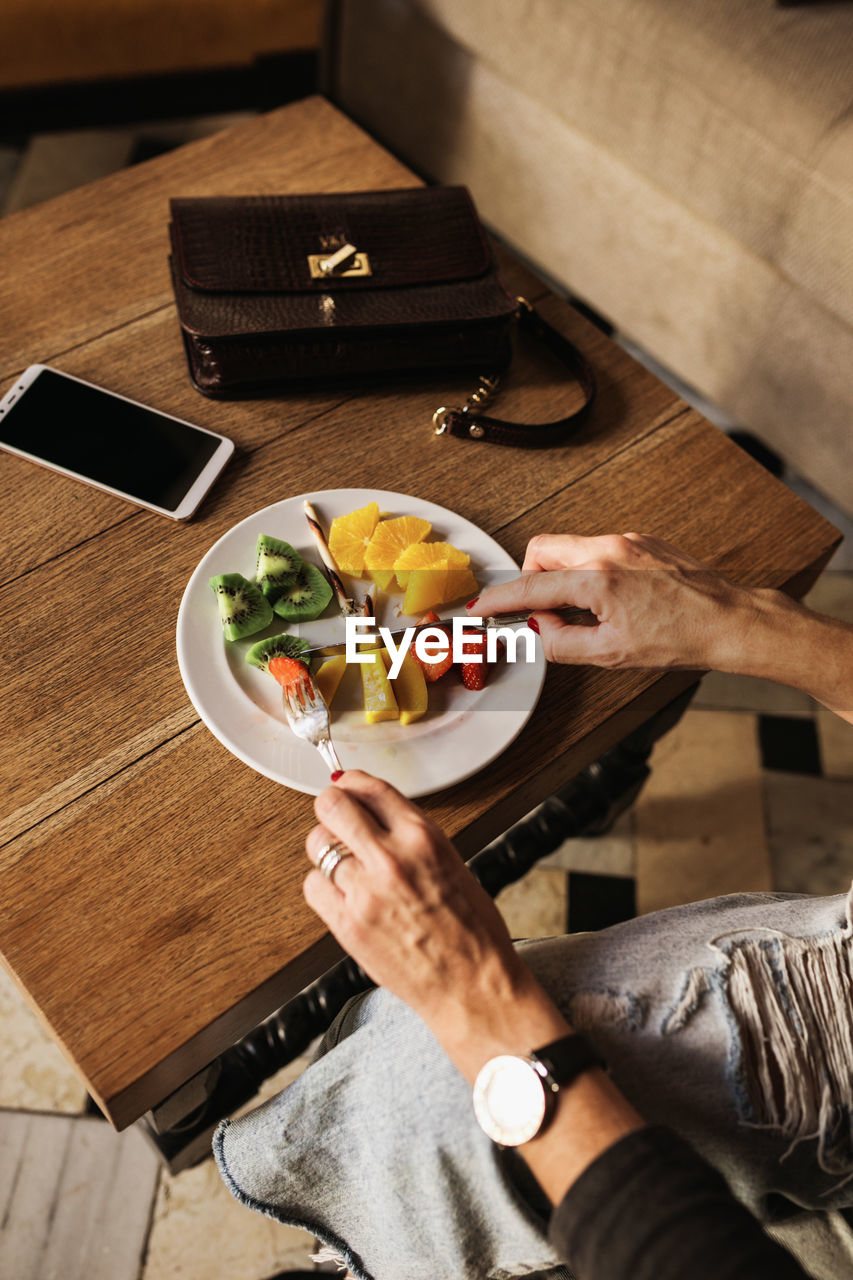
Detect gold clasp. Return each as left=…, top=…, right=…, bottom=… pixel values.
left=308, top=243, right=372, bottom=278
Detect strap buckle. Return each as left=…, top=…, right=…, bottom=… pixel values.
left=432, top=375, right=500, bottom=437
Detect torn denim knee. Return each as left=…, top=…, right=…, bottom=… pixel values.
left=216, top=889, right=853, bottom=1278
left=657, top=887, right=853, bottom=1184
left=661, top=966, right=712, bottom=1036
left=528, top=890, right=853, bottom=1216
left=712, top=893, right=853, bottom=1182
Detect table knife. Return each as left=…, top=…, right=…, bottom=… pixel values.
left=298, top=607, right=595, bottom=659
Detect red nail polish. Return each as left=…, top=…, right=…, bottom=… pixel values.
left=465, top=598, right=479, bottom=610
left=528, top=617, right=540, bottom=634
left=330, top=770, right=343, bottom=782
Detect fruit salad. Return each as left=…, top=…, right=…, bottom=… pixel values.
left=211, top=500, right=503, bottom=729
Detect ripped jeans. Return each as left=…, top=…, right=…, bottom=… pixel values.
left=214, top=888, right=853, bottom=1280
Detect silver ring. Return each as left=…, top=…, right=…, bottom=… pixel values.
left=317, top=841, right=353, bottom=882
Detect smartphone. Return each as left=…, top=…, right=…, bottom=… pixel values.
left=0, top=364, right=235, bottom=520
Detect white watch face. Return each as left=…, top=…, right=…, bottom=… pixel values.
left=473, top=1055, right=547, bottom=1146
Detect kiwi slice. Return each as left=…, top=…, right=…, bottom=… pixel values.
left=210, top=573, right=273, bottom=641
left=246, top=631, right=311, bottom=672
left=272, top=562, right=333, bottom=622
left=255, top=535, right=303, bottom=600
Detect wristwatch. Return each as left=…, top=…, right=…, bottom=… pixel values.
left=472, top=1032, right=605, bottom=1147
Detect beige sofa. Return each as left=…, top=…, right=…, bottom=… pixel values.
left=325, top=0, right=853, bottom=515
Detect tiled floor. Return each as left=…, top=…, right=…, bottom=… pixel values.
left=2, top=121, right=852, bottom=1279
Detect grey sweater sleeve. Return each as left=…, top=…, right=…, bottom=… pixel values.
left=548, top=1126, right=810, bottom=1280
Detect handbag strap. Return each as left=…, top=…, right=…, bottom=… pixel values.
left=432, top=298, right=597, bottom=447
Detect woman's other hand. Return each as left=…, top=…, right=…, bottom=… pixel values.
left=475, top=532, right=763, bottom=673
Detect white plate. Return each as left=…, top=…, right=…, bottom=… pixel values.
left=176, top=488, right=545, bottom=797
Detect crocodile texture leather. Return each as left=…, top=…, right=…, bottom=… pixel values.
left=168, top=187, right=517, bottom=395
left=167, top=187, right=597, bottom=445
left=170, top=189, right=495, bottom=293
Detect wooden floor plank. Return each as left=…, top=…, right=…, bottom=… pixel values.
left=0, top=1111, right=160, bottom=1280
left=635, top=709, right=771, bottom=913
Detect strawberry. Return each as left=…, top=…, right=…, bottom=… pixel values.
left=411, top=610, right=453, bottom=682
left=459, top=634, right=504, bottom=691
left=417, top=648, right=454, bottom=682
left=268, top=654, right=310, bottom=691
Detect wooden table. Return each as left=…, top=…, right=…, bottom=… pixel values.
left=0, top=96, right=840, bottom=1132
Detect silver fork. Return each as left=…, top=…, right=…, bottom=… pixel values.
left=281, top=667, right=343, bottom=775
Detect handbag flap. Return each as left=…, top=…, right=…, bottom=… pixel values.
left=169, top=188, right=495, bottom=294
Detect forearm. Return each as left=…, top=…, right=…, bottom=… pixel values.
left=426, top=970, right=806, bottom=1280
left=475, top=534, right=852, bottom=724
left=712, top=588, right=853, bottom=724
left=422, top=964, right=644, bottom=1206
left=550, top=1126, right=810, bottom=1280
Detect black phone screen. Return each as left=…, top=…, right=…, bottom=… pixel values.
left=0, top=369, right=221, bottom=511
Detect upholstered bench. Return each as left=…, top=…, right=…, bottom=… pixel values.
left=0, top=0, right=321, bottom=89
left=0, top=0, right=322, bottom=135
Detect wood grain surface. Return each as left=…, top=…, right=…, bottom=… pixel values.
left=0, top=97, right=841, bottom=1128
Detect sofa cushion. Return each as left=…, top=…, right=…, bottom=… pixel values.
left=392, top=0, right=853, bottom=334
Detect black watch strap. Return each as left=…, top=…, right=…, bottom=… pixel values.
left=532, top=1032, right=606, bottom=1089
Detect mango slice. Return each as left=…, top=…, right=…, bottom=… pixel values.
left=381, top=648, right=428, bottom=725
left=359, top=648, right=399, bottom=723
left=315, top=655, right=347, bottom=707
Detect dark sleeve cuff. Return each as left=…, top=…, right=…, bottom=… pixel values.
left=548, top=1125, right=809, bottom=1280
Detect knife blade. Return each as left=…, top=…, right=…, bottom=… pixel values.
left=297, top=607, right=595, bottom=659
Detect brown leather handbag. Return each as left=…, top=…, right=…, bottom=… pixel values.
left=168, top=187, right=595, bottom=446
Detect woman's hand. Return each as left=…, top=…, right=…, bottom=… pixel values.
left=304, top=772, right=643, bottom=1198
left=475, top=532, right=764, bottom=673
left=303, top=771, right=570, bottom=1078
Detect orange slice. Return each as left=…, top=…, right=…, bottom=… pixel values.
left=402, top=559, right=449, bottom=616
left=393, top=540, right=469, bottom=591
left=443, top=564, right=479, bottom=605
left=363, top=515, right=432, bottom=591
left=328, top=502, right=381, bottom=576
